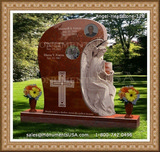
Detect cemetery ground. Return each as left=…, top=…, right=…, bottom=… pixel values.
left=13, top=74, right=147, bottom=139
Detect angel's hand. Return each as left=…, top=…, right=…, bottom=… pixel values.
left=110, top=70, right=114, bottom=75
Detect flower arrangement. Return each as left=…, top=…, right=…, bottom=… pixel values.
left=118, top=86, right=140, bottom=105
left=24, top=84, right=42, bottom=100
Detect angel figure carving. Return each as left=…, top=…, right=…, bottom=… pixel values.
left=81, top=39, right=116, bottom=116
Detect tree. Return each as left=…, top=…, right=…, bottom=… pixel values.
left=128, top=36, right=147, bottom=74
left=103, top=14, right=147, bottom=73
left=70, top=13, right=147, bottom=73
left=104, top=42, right=141, bottom=73
left=13, top=13, right=65, bottom=81
left=13, top=13, right=147, bottom=81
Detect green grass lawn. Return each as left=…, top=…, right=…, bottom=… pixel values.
left=13, top=74, right=147, bottom=139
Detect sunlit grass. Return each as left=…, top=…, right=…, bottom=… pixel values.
left=13, top=75, right=147, bottom=139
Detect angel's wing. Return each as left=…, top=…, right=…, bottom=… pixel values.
left=80, top=39, right=105, bottom=113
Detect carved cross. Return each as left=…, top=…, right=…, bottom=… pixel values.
left=50, top=71, right=74, bottom=107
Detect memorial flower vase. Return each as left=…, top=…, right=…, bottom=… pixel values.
left=125, top=102, right=133, bottom=118
left=29, top=98, right=37, bottom=112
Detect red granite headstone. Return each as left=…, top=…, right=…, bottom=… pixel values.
left=21, top=19, right=140, bottom=129
left=38, top=19, right=107, bottom=116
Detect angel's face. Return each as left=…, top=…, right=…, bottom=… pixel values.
left=98, top=46, right=106, bottom=51
left=97, top=50, right=105, bottom=58
left=96, top=46, right=106, bottom=57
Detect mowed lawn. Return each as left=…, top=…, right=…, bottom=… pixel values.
left=13, top=74, right=147, bottom=139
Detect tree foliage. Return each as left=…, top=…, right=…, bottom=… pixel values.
left=104, top=42, right=142, bottom=73
left=13, top=13, right=65, bottom=81
left=74, top=13, right=147, bottom=73
left=13, top=13, right=147, bottom=81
